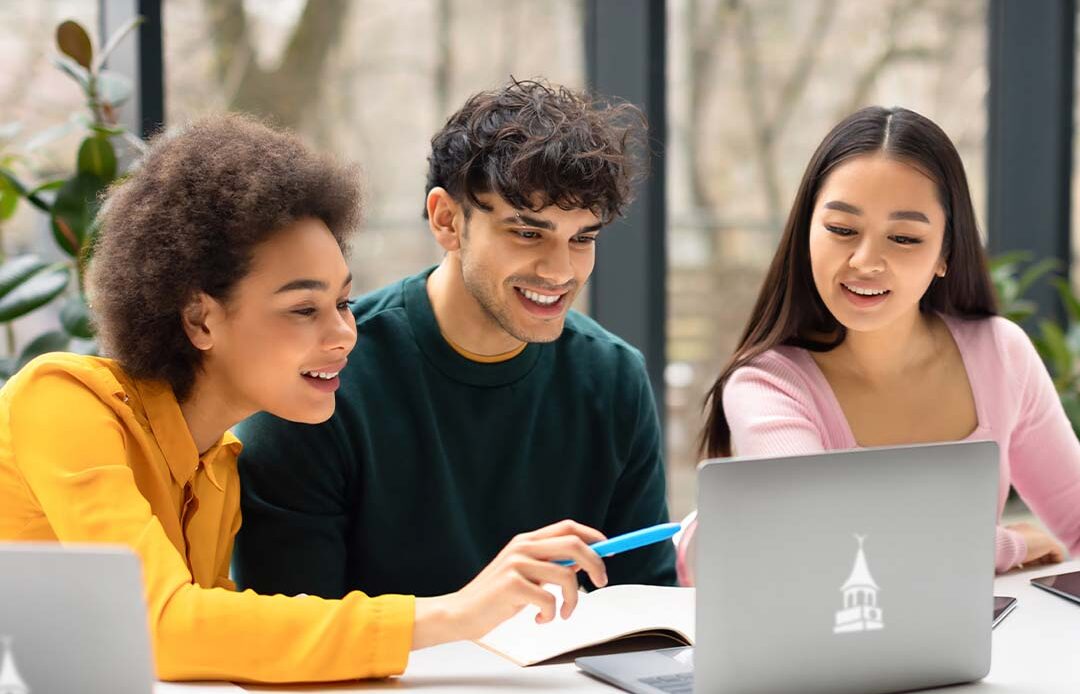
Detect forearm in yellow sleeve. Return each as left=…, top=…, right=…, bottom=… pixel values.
left=9, top=367, right=416, bottom=682
left=153, top=585, right=414, bottom=682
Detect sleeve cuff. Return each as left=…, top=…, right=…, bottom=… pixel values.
left=995, top=526, right=1027, bottom=573
left=367, top=593, right=415, bottom=678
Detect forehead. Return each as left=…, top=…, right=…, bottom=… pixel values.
left=816, top=154, right=942, bottom=216
left=246, top=218, right=348, bottom=282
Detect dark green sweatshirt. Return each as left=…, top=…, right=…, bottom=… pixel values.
left=233, top=267, right=676, bottom=598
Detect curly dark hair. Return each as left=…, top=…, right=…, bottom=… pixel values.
left=425, top=78, right=647, bottom=224
left=87, top=113, right=363, bottom=401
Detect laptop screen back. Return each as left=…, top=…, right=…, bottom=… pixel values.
left=0, top=544, right=154, bottom=694
left=695, top=441, right=998, bottom=694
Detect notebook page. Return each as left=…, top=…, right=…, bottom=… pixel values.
left=475, top=584, right=695, bottom=666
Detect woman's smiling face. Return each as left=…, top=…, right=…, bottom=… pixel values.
left=190, top=217, right=358, bottom=424
left=808, top=153, right=949, bottom=335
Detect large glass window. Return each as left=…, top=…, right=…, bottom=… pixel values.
left=164, top=0, right=585, bottom=296
left=665, top=0, right=989, bottom=518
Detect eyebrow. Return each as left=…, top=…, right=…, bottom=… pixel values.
left=822, top=201, right=930, bottom=224
left=500, top=214, right=603, bottom=234
left=275, top=272, right=353, bottom=294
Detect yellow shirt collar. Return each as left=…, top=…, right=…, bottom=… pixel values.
left=128, top=377, right=242, bottom=491
left=441, top=332, right=527, bottom=364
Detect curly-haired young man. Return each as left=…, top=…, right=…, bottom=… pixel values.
left=234, top=80, right=677, bottom=599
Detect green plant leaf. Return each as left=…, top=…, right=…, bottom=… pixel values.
left=1016, top=258, right=1061, bottom=297
left=16, top=330, right=70, bottom=370
left=1060, top=391, right=1080, bottom=438
left=0, top=168, right=27, bottom=197
left=89, top=123, right=128, bottom=137
left=0, top=168, right=51, bottom=215
left=51, top=172, right=107, bottom=256
left=1051, top=278, right=1080, bottom=325
left=50, top=54, right=90, bottom=91
left=92, top=16, right=144, bottom=73
left=1064, top=324, right=1080, bottom=368
left=59, top=294, right=94, bottom=339
left=0, top=175, right=17, bottom=221
left=27, top=178, right=66, bottom=197
left=81, top=216, right=102, bottom=264
left=56, top=20, right=93, bottom=69
left=76, top=134, right=117, bottom=180
left=988, top=251, right=1031, bottom=272
left=994, top=276, right=1019, bottom=305
left=1003, top=304, right=1035, bottom=325
left=0, top=256, right=48, bottom=298
left=96, top=70, right=133, bottom=107
left=1038, top=320, right=1073, bottom=383
left=0, top=267, right=70, bottom=322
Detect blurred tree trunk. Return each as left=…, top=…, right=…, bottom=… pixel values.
left=203, top=0, right=350, bottom=129
left=730, top=0, right=835, bottom=235
left=434, top=0, right=453, bottom=120
left=688, top=0, right=731, bottom=221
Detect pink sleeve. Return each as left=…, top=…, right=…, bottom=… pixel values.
left=676, top=360, right=827, bottom=585
left=995, top=526, right=1027, bottom=573
left=723, top=359, right=829, bottom=458
left=1000, top=321, right=1080, bottom=565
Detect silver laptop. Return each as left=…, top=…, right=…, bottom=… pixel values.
left=578, top=441, right=999, bottom=694
left=0, top=543, right=154, bottom=694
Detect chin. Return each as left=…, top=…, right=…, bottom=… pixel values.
left=270, top=401, right=337, bottom=425
left=512, top=321, right=566, bottom=344
left=832, top=309, right=898, bottom=334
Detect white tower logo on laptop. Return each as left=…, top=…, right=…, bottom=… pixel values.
left=833, top=534, right=884, bottom=634
left=0, top=636, right=29, bottom=694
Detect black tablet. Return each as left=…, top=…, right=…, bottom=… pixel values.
left=1030, top=570, right=1080, bottom=605
left=992, top=595, right=1017, bottom=627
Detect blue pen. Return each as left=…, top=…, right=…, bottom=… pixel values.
left=554, top=521, right=682, bottom=566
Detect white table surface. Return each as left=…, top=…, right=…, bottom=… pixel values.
left=156, top=559, right=1080, bottom=693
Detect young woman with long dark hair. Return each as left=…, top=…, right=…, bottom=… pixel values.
left=677, top=106, right=1080, bottom=584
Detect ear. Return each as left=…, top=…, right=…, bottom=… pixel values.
left=426, top=187, right=464, bottom=252
left=935, top=257, right=947, bottom=278
left=181, top=292, right=224, bottom=352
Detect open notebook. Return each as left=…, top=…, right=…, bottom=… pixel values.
left=475, top=584, right=694, bottom=666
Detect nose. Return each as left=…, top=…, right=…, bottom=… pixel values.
left=324, top=308, right=357, bottom=354
left=848, top=235, right=885, bottom=275
left=535, top=240, right=575, bottom=287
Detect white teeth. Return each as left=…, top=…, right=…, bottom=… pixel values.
left=302, top=370, right=339, bottom=380
left=843, top=283, right=888, bottom=297
left=521, top=288, right=560, bottom=305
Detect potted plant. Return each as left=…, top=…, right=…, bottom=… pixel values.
left=0, top=17, right=144, bottom=385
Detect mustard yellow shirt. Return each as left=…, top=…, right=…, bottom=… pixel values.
left=0, top=353, right=414, bottom=683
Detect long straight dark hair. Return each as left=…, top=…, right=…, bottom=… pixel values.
left=701, top=106, right=998, bottom=459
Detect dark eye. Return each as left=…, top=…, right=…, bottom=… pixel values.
left=292, top=308, right=316, bottom=317
left=826, top=225, right=856, bottom=237
left=892, top=235, right=922, bottom=245
left=573, top=235, right=598, bottom=245
left=337, top=300, right=351, bottom=311
left=515, top=229, right=541, bottom=240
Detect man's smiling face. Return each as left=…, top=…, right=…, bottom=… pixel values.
left=457, top=193, right=602, bottom=343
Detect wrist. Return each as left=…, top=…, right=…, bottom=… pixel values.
left=412, top=594, right=460, bottom=650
